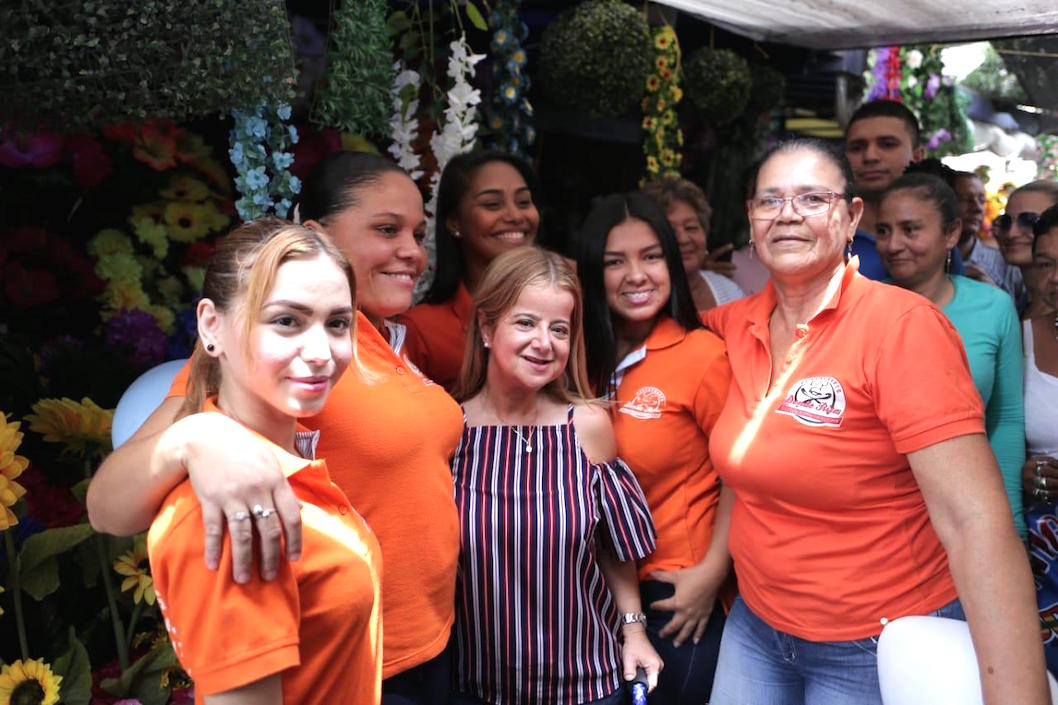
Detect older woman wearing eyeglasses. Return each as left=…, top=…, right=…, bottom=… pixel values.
left=993, top=180, right=1058, bottom=317
left=702, top=138, right=1047, bottom=705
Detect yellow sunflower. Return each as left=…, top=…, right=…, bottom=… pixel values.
left=0, top=416, right=29, bottom=531
left=642, top=116, right=658, bottom=131
left=131, top=216, right=170, bottom=259
left=87, top=229, right=134, bottom=259
left=0, top=658, right=62, bottom=705
left=114, top=537, right=156, bottom=605
left=103, top=279, right=150, bottom=313
left=656, top=97, right=667, bottom=112
left=164, top=202, right=211, bottom=243
left=647, top=155, right=660, bottom=173
left=25, top=398, right=113, bottom=459
left=661, top=148, right=676, bottom=167
left=94, top=252, right=143, bottom=284
left=199, top=200, right=231, bottom=233
left=646, top=75, right=661, bottom=92
left=655, top=56, right=670, bottom=71
left=654, top=29, right=674, bottom=49
left=671, top=85, right=684, bottom=103
left=160, top=175, right=210, bottom=202
left=661, top=109, right=676, bottom=126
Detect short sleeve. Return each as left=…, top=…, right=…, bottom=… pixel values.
left=166, top=360, right=191, bottom=399
left=693, top=338, right=731, bottom=436
left=871, top=304, right=985, bottom=454
left=592, top=458, right=656, bottom=561
left=148, top=497, right=300, bottom=695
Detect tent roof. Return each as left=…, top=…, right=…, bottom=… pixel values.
left=651, top=0, right=1058, bottom=50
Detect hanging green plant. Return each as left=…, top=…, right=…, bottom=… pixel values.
left=312, top=0, right=393, bottom=139
left=747, top=64, right=786, bottom=115
left=538, top=0, right=651, bottom=119
left=0, top=1, right=296, bottom=130
left=683, top=48, right=751, bottom=126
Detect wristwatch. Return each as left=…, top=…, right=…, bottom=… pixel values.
left=621, top=611, right=648, bottom=626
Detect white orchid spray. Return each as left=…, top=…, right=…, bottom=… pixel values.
left=388, top=61, right=424, bottom=182
left=417, top=34, right=485, bottom=297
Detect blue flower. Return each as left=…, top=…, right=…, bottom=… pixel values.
left=272, top=151, right=294, bottom=170
left=524, top=125, right=537, bottom=145
left=506, top=59, right=523, bottom=75
left=277, top=104, right=292, bottom=121
left=252, top=192, right=274, bottom=207
left=491, top=29, right=510, bottom=51
left=501, top=83, right=519, bottom=105
left=510, top=49, right=527, bottom=66
left=275, top=198, right=292, bottom=218
left=288, top=176, right=302, bottom=194
left=228, top=142, right=244, bottom=165
left=287, top=125, right=299, bottom=144
left=246, top=116, right=267, bottom=139
left=245, top=166, right=269, bottom=190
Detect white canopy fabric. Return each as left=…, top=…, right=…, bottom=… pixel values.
left=651, top=0, right=1058, bottom=49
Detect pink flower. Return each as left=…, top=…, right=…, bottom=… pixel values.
left=0, top=129, right=63, bottom=168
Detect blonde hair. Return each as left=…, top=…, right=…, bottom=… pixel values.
left=181, top=218, right=356, bottom=417
left=453, top=247, right=593, bottom=403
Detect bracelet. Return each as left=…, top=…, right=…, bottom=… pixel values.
left=621, top=612, right=647, bottom=627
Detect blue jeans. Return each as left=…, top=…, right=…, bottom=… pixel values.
left=382, top=643, right=452, bottom=705
left=640, top=579, right=725, bottom=704
left=709, top=596, right=966, bottom=705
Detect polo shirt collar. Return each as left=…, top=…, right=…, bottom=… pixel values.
left=203, top=397, right=320, bottom=478
left=611, top=316, right=687, bottom=391
left=747, top=257, right=864, bottom=338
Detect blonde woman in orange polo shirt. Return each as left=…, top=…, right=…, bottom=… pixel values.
left=704, top=138, right=1045, bottom=705
left=88, top=154, right=462, bottom=705
left=400, top=150, right=542, bottom=391
left=575, top=192, right=733, bottom=705
left=146, top=220, right=381, bottom=704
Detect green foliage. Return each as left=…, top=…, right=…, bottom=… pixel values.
left=0, top=0, right=296, bottom=130
left=683, top=48, right=752, bottom=126
left=101, top=639, right=178, bottom=705
left=13, top=523, right=95, bottom=601
left=53, top=629, right=93, bottom=705
left=747, top=64, right=786, bottom=115
left=962, top=43, right=1027, bottom=103
left=313, top=0, right=393, bottom=138
left=539, top=0, right=651, bottom=118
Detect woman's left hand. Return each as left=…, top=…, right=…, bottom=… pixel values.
left=620, top=624, right=663, bottom=692
left=650, top=563, right=721, bottom=647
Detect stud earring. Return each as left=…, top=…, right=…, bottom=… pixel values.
left=452, top=230, right=462, bottom=238
left=206, top=343, right=215, bottom=353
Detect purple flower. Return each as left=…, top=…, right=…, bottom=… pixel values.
left=869, top=48, right=891, bottom=101
left=0, top=129, right=63, bottom=168
left=924, top=74, right=942, bottom=99
left=105, top=309, right=168, bottom=365
left=926, top=128, right=952, bottom=151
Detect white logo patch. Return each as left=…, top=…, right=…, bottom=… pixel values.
left=776, top=376, right=846, bottom=427
left=619, top=386, right=666, bottom=420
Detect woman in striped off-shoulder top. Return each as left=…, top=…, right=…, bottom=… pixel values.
left=449, top=247, right=662, bottom=705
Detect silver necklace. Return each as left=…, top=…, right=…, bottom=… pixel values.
left=484, top=392, right=536, bottom=453
left=511, top=426, right=533, bottom=454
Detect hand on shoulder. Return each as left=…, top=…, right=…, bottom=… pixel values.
left=573, top=402, right=617, bottom=464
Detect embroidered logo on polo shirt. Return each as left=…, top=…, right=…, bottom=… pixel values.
left=619, top=386, right=666, bottom=419
left=777, top=376, right=846, bottom=427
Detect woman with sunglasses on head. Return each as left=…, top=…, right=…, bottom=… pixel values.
left=575, top=192, right=733, bottom=704
left=875, top=170, right=1026, bottom=537
left=88, top=153, right=463, bottom=705
left=993, top=181, right=1058, bottom=317
left=450, top=247, right=661, bottom=704
left=144, top=220, right=382, bottom=704
left=703, top=138, right=1046, bottom=705
left=400, top=150, right=541, bottom=391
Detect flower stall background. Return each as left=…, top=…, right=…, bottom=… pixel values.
left=0, top=1, right=1037, bottom=702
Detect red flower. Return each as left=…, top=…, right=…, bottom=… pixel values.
left=3, top=262, right=60, bottom=307
left=0, top=128, right=63, bottom=168
left=183, top=240, right=216, bottom=267
left=133, top=124, right=178, bottom=171
left=102, top=123, right=138, bottom=142
left=19, top=466, right=85, bottom=528
left=290, top=126, right=342, bottom=180
left=66, top=134, right=113, bottom=188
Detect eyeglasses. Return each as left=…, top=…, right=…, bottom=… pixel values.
left=993, top=212, right=1039, bottom=233
left=747, top=191, right=844, bottom=220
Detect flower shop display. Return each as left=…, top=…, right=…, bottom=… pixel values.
left=228, top=103, right=301, bottom=220
left=0, top=1, right=296, bottom=129
left=539, top=0, right=652, bottom=118
left=312, top=0, right=394, bottom=140
left=641, top=25, right=685, bottom=180
left=683, top=47, right=752, bottom=126
left=484, top=0, right=536, bottom=158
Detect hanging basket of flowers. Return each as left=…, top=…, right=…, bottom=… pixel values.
left=683, top=48, right=752, bottom=126
left=538, top=0, right=651, bottom=119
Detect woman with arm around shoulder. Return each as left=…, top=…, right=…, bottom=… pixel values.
left=875, top=170, right=1026, bottom=537
left=449, top=247, right=662, bottom=704
left=88, top=153, right=463, bottom=704
left=399, top=150, right=542, bottom=390
left=703, top=138, right=1047, bottom=705
left=574, top=192, right=733, bottom=704
left=147, top=220, right=381, bottom=704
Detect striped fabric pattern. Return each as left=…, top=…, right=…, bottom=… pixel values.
left=452, top=406, right=656, bottom=705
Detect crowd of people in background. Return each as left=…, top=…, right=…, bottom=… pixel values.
left=84, top=97, right=1058, bottom=705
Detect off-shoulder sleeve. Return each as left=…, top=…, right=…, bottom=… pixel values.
left=592, top=458, right=656, bottom=561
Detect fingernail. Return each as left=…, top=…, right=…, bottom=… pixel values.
left=236, top=572, right=249, bottom=584
left=289, top=551, right=301, bottom=562
left=206, top=560, right=218, bottom=571
left=263, top=570, right=275, bottom=581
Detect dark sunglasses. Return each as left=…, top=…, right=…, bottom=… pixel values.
left=993, top=212, right=1039, bottom=232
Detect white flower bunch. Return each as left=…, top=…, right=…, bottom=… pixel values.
left=388, top=61, right=424, bottom=182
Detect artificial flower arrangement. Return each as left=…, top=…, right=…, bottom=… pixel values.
left=641, top=25, right=685, bottom=180
left=229, top=102, right=301, bottom=221
left=682, top=47, right=752, bottom=127
left=483, top=0, right=536, bottom=159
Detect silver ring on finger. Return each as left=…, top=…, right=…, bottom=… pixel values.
left=229, top=510, right=251, bottom=522
left=252, top=503, right=277, bottom=520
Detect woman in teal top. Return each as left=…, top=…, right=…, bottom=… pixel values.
left=875, top=172, right=1026, bottom=535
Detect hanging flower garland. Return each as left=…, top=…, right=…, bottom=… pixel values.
left=229, top=101, right=301, bottom=221
left=641, top=25, right=684, bottom=180
left=387, top=61, right=424, bottom=182
left=1037, top=134, right=1058, bottom=180
left=484, top=0, right=535, bottom=158
left=866, top=46, right=903, bottom=101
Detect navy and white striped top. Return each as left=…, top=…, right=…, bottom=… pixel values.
left=452, top=405, right=656, bottom=705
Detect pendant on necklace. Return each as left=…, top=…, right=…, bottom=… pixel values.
left=512, top=427, right=532, bottom=453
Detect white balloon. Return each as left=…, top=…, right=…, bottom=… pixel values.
left=111, top=359, right=188, bottom=449
left=878, top=615, right=1058, bottom=704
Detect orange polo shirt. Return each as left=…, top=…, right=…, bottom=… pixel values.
left=148, top=399, right=382, bottom=704
left=702, top=259, right=985, bottom=641
left=168, top=313, right=463, bottom=677
left=399, top=283, right=473, bottom=391
left=609, top=318, right=730, bottom=581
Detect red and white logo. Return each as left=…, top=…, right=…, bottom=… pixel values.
left=619, top=386, right=666, bottom=420
left=776, top=376, right=846, bottom=427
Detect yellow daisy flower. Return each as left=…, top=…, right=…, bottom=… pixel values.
left=656, top=127, right=667, bottom=146
left=0, top=658, right=62, bottom=705
left=131, top=216, right=170, bottom=260
left=95, top=252, right=143, bottom=284
left=114, top=537, right=156, bottom=605
left=671, top=86, right=684, bottom=103
left=0, top=416, right=29, bottom=531
left=87, top=229, right=134, bottom=259
left=661, top=109, right=676, bottom=126
left=647, top=155, right=660, bottom=173
left=25, top=397, right=113, bottom=459
left=661, top=148, right=676, bottom=167
left=677, top=130, right=685, bottom=147
left=646, top=75, right=661, bottom=92
left=160, top=175, right=210, bottom=202
left=654, top=30, right=674, bottom=50
left=164, top=202, right=211, bottom=243
left=103, top=279, right=150, bottom=313
left=657, top=97, right=667, bottom=112
left=642, top=116, right=658, bottom=131
left=196, top=200, right=231, bottom=234
left=656, top=56, right=670, bottom=71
